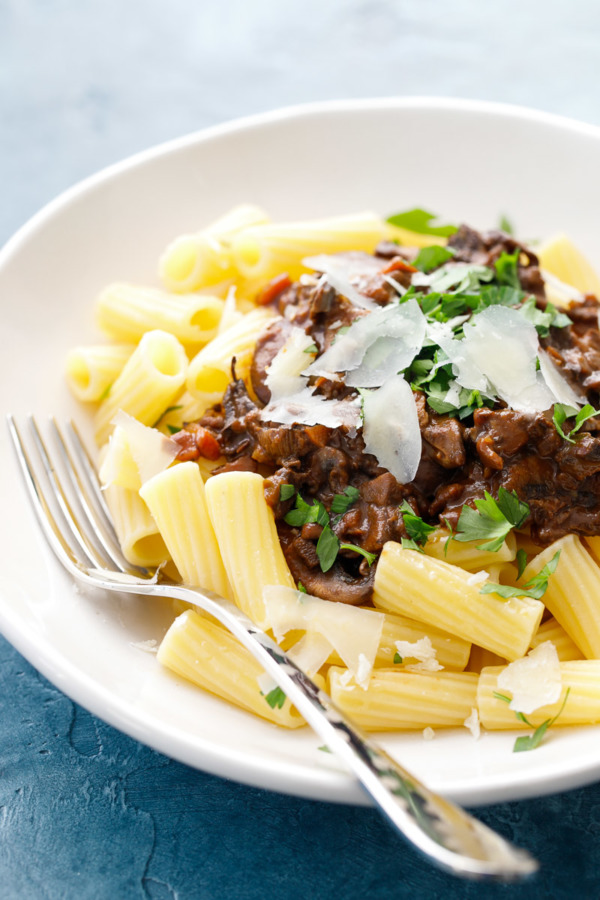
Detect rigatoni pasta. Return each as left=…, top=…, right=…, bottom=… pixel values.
left=64, top=206, right=600, bottom=746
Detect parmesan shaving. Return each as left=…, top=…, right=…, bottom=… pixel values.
left=423, top=727, right=436, bottom=741
left=259, top=388, right=361, bottom=429
left=394, top=636, right=443, bottom=673
left=467, top=571, right=489, bottom=586
left=463, top=707, right=481, bottom=740
left=362, top=374, right=422, bottom=485
left=496, top=641, right=562, bottom=715
left=265, top=326, right=315, bottom=400
left=302, top=256, right=378, bottom=310
left=286, top=631, right=332, bottom=677
left=110, top=411, right=179, bottom=485
left=263, top=585, right=384, bottom=688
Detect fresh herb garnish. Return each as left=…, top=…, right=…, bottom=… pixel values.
left=303, top=343, right=318, bottom=354
left=263, top=686, right=286, bottom=709
left=519, top=297, right=571, bottom=337
left=386, top=208, right=458, bottom=237
left=515, top=548, right=528, bottom=580
left=316, top=525, right=341, bottom=573
left=553, top=403, right=600, bottom=444
left=399, top=500, right=436, bottom=551
left=166, top=424, right=182, bottom=434
left=330, top=486, right=360, bottom=517
left=413, top=245, right=455, bottom=273
left=421, top=263, right=495, bottom=295
left=481, top=551, right=560, bottom=601
left=393, top=652, right=403, bottom=664
left=493, top=688, right=571, bottom=752
left=454, top=487, right=530, bottom=552
left=152, top=404, right=183, bottom=428
left=284, top=494, right=329, bottom=528
left=297, top=581, right=307, bottom=593
left=279, top=484, right=296, bottom=502
left=339, top=542, right=377, bottom=566
left=494, top=250, right=520, bottom=289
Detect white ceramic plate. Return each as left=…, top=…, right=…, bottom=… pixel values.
left=3, top=97, right=600, bottom=807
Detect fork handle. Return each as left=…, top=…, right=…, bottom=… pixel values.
left=157, top=583, right=537, bottom=881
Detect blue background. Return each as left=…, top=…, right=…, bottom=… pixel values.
left=3, top=2, right=600, bottom=897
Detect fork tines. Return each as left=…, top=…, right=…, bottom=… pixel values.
left=7, top=415, right=145, bottom=579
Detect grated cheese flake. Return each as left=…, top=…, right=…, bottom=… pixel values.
left=496, top=641, right=562, bottom=715
left=394, top=636, right=443, bottom=673
left=463, top=707, right=481, bottom=740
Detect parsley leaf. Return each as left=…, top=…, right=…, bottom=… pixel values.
left=422, top=263, right=494, bottom=295
left=393, top=652, right=403, bottom=664
left=413, top=245, right=455, bottom=273
left=494, top=250, right=520, bottom=289
left=339, top=542, right=377, bottom=566
left=303, top=343, right=318, bottom=354
left=519, top=297, right=571, bottom=337
left=386, top=208, right=458, bottom=237
left=297, top=581, right=307, bottom=593
left=515, top=548, right=528, bottom=581
left=493, top=688, right=570, bottom=753
left=399, top=500, right=436, bottom=549
left=284, top=494, right=329, bottom=528
left=331, top=486, right=360, bottom=517
left=279, top=484, right=296, bottom=502
left=166, top=424, right=182, bottom=434
left=480, top=551, right=560, bottom=601
left=316, top=525, right=339, bottom=572
left=263, top=686, right=286, bottom=709
left=553, top=403, right=600, bottom=444
left=454, top=487, right=530, bottom=552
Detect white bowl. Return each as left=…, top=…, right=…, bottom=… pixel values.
left=2, top=97, right=600, bottom=807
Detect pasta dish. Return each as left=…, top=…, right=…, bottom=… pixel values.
left=65, top=206, right=600, bottom=746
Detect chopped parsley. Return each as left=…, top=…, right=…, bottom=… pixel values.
left=413, top=245, right=455, bottom=273
left=279, top=483, right=296, bottom=502
left=330, top=485, right=360, bottom=517
left=393, top=652, right=403, bottom=664
left=303, top=342, right=318, bottom=354
left=263, top=686, right=286, bottom=709
left=166, top=424, right=182, bottom=434
left=515, top=548, right=528, bottom=581
left=519, top=297, right=571, bottom=337
left=553, top=403, right=600, bottom=444
left=494, top=250, right=521, bottom=289
left=481, top=551, right=560, bottom=601
left=493, top=688, right=570, bottom=753
left=386, top=208, right=458, bottom=237
left=285, top=490, right=376, bottom=572
left=399, top=500, right=436, bottom=551
left=454, top=487, right=530, bottom=552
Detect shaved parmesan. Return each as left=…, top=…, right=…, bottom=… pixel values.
left=496, top=641, right=562, bottom=715
left=305, top=299, right=426, bottom=385
left=394, top=636, right=443, bottom=673
left=362, top=374, right=422, bottom=485
left=538, top=350, right=583, bottom=408
left=265, top=326, right=315, bottom=400
left=104, top=411, right=179, bottom=487
left=259, top=388, right=361, bottom=429
left=467, top=571, right=488, bottom=586
left=463, top=707, right=481, bottom=740
left=302, top=256, right=378, bottom=310
left=263, top=585, right=384, bottom=688
left=462, top=306, right=555, bottom=412
left=287, top=631, right=332, bottom=677
left=423, top=727, right=436, bottom=741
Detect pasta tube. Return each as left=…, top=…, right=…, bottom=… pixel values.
left=103, top=483, right=170, bottom=567
left=521, top=535, right=600, bottom=658
left=65, top=343, right=134, bottom=402
left=204, top=471, right=295, bottom=629
left=186, top=307, right=273, bottom=400
left=159, top=204, right=270, bottom=292
left=231, top=212, right=386, bottom=283
left=96, top=284, right=225, bottom=346
left=478, top=661, right=600, bottom=729
left=140, top=462, right=231, bottom=598
left=373, top=542, right=544, bottom=661
left=530, top=617, right=584, bottom=662
left=158, top=610, right=304, bottom=728
left=94, top=330, right=187, bottom=445
left=328, top=667, right=478, bottom=731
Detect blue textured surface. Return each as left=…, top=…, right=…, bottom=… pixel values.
left=4, top=2, right=600, bottom=896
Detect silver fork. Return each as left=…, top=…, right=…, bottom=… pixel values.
left=7, top=414, right=538, bottom=882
